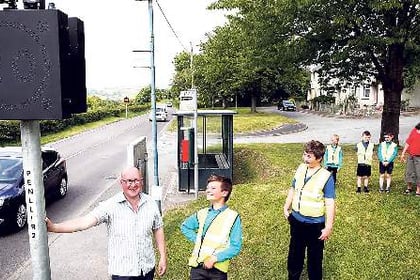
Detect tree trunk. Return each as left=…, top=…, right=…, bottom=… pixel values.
left=380, top=88, right=401, bottom=143
left=380, top=44, right=404, bottom=144
left=251, top=95, right=257, bottom=112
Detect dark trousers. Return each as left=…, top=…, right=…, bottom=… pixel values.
left=326, top=166, right=338, bottom=183
left=287, top=215, right=325, bottom=280
left=190, top=266, right=227, bottom=280
left=112, top=268, right=155, bottom=280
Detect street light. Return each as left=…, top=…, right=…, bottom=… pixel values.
left=134, top=0, right=161, bottom=211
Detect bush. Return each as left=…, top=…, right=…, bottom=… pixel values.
left=0, top=104, right=148, bottom=145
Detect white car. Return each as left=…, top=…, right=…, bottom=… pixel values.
left=149, top=109, right=167, bottom=122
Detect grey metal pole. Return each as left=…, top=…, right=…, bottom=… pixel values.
left=190, top=42, right=194, bottom=89
left=20, top=120, right=51, bottom=280
left=193, top=105, right=198, bottom=199
left=190, top=44, right=199, bottom=199
left=147, top=0, right=161, bottom=210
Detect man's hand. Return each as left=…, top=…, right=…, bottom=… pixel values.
left=45, top=217, right=55, bottom=232
left=157, top=257, right=167, bottom=276
left=203, top=255, right=217, bottom=269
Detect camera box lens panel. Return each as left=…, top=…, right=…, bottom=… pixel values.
left=0, top=9, right=86, bottom=119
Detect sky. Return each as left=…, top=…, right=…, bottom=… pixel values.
left=47, top=0, right=226, bottom=90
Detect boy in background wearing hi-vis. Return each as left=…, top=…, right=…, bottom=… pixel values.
left=356, top=130, right=374, bottom=193
left=324, top=134, right=343, bottom=184
left=377, top=132, right=398, bottom=193
left=181, top=174, right=242, bottom=280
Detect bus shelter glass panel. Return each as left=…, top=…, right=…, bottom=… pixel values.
left=176, top=110, right=235, bottom=192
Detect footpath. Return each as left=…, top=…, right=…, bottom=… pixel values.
left=11, top=108, right=418, bottom=279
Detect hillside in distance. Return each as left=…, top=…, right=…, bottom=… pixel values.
left=88, top=87, right=140, bottom=101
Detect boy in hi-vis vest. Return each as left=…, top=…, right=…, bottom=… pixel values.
left=283, top=140, right=336, bottom=280
left=377, top=132, right=398, bottom=193
left=324, top=134, right=343, bottom=184
left=181, top=174, right=242, bottom=280
left=356, top=130, right=374, bottom=193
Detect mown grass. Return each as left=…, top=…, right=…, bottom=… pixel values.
left=161, top=144, right=420, bottom=280
left=168, top=107, right=295, bottom=133
left=233, top=108, right=296, bottom=134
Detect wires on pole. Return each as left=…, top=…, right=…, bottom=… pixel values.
left=155, top=0, right=189, bottom=53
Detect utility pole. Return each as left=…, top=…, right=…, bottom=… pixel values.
left=21, top=121, right=51, bottom=279
left=190, top=42, right=194, bottom=89
left=135, top=0, right=160, bottom=210
left=189, top=43, right=198, bottom=199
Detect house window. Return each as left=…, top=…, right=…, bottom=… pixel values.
left=362, top=87, right=370, bottom=100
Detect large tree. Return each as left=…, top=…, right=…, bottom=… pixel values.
left=212, top=0, right=420, bottom=141
left=170, top=3, right=309, bottom=112
left=292, top=0, right=420, bottom=141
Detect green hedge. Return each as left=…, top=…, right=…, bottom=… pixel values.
left=0, top=104, right=148, bottom=145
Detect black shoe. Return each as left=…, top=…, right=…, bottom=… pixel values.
left=404, top=189, right=413, bottom=195
left=385, top=189, right=390, bottom=193
left=379, top=188, right=384, bottom=193
left=356, top=187, right=361, bottom=193
left=363, top=186, right=370, bottom=193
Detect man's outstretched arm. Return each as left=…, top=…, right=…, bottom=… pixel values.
left=45, top=215, right=97, bottom=233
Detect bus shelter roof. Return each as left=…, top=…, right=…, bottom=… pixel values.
left=174, top=110, right=237, bottom=116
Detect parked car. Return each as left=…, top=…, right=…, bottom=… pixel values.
left=166, top=101, right=173, bottom=107
left=278, top=100, right=297, bottom=111
left=0, top=147, right=68, bottom=231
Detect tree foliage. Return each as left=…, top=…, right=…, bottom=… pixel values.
left=170, top=2, right=309, bottom=111
left=206, top=0, right=420, bottom=140
left=87, top=96, right=119, bottom=110
left=135, top=86, right=169, bottom=105
left=169, top=1, right=420, bottom=139
left=283, top=0, right=420, bottom=141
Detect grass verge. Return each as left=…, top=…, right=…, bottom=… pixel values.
left=161, top=143, right=420, bottom=279
left=168, top=107, right=295, bottom=134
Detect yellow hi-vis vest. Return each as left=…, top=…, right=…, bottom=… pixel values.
left=188, top=208, right=239, bottom=273
left=326, top=145, right=341, bottom=165
left=292, top=163, right=331, bottom=217
left=380, top=142, right=397, bottom=161
left=357, top=142, right=374, bottom=165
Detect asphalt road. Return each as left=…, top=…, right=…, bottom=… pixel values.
left=235, top=108, right=419, bottom=144
left=0, top=110, right=174, bottom=280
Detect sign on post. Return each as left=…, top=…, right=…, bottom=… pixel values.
left=179, top=89, right=197, bottom=111
left=124, top=96, right=130, bottom=118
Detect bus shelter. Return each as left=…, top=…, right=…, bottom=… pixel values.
left=175, top=110, right=236, bottom=192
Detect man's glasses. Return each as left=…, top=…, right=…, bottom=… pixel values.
left=121, top=178, right=141, bottom=185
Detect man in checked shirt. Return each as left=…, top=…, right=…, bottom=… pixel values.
left=46, top=166, right=167, bottom=280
